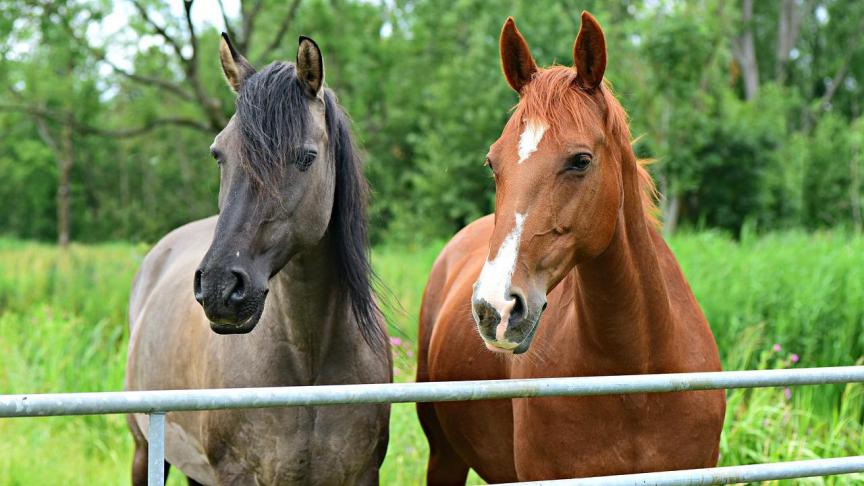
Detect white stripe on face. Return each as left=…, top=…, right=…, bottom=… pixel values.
left=474, top=213, right=526, bottom=341
left=517, top=120, right=547, bottom=164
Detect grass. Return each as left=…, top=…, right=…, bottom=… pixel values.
left=0, top=232, right=862, bottom=484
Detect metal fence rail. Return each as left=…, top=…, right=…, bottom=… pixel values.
left=1, top=366, right=863, bottom=485
left=501, top=456, right=864, bottom=485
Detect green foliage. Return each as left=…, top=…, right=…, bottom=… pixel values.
left=0, top=234, right=862, bottom=483
left=2, top=0, right=864, bottom=242
left=670, top=230, right=864, bottom=369
left=803, top=114, right=856, bottom=227
left=1, top=1, right=863, bottom=483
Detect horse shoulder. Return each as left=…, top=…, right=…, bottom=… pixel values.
left=129, top=216, right=218, bottom=329
left=127, top=216, right=219, bottom=391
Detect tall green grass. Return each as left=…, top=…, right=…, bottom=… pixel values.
left=0, top=232, right=862, bottom=484
left=671, top=230, right=864, bottom=371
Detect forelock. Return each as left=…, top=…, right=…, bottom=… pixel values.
left=235, top=61, right=310, bottom=188
left=512, top=66, right=658, bottom=226
left=513, top=65, right=628, bottom=142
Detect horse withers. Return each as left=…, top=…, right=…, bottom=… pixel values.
left=417, top=12, right=725, bottom=483
left=125, top=35, right=390, bottom=485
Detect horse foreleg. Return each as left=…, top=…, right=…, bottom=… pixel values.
left=130, top=443, right=147, bottom=486
left=417, top=402, right=469, bottom=486
left=128, top=414, right=149, bottom=486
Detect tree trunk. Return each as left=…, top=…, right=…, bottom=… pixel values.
left=775, top=0, right=801, bottom=84
left=33, top=116, right=73, bottom=247
left=659, top=172, right=681, bottom=236
left=662, top=191, right=681, bottom=237
left=733, top=0, right=760, bottom=100
left=57, top=123, right=73, bottom=247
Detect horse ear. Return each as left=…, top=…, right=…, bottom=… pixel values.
left=297, top=36, right=325, bottom=97
left=219, top=32, right=255, bottom=93
left=500, top=17, right=538, bottom=94
left=573, top=11, right=607, bottom=91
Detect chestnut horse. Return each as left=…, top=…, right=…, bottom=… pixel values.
left=417, top=13, right=725, bottom=483
left=126, top=35, right=390, bottom=485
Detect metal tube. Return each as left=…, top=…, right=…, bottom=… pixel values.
left=499, top=455, right=864, bottom=485
left=148, top=413, right=165, bottom=486
left=0, top=366, right=861, bottom=417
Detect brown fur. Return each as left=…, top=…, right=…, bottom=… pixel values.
left=416, top=12, right=724, bottom=483
left=514, top=66, right=659, bottom=227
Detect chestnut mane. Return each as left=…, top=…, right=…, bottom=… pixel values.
left=512, top=66, right=659, bottom=227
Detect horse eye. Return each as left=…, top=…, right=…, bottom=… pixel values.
left=296, top=150, right=318, bottom=171
left=566, top=153, right=592, bottom=172
left=210, top=148, right=222, bottom=164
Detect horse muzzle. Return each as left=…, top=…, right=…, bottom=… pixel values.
left=194, top=265, right=268, bottom=334
left=471, top=286, right=546, bottom=354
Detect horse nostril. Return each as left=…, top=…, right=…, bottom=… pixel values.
left=229, top=269, right=248, bottom=304
left=509, top=293, right=526, bottom=322
left=193, top=269, right=204, bottom=305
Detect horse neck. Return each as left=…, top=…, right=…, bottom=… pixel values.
left=571, top=147, right=674, bottom=373
left=268, top=233, right=353, bottom=369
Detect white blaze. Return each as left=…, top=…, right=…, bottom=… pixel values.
left=517, top=120, right=547, bottom=164
left=474, top=213, right=526, bottom=344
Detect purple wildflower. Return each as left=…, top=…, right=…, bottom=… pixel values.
left=790, top=353, right=799, bottom=364
left=389, top=337, right=402, bottom=347
left=784, top=388, right=792, bottom=400
left=772, top=343, right=782, bottom=352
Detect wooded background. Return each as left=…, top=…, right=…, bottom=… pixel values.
left=1, top=0, right=862, bottom=245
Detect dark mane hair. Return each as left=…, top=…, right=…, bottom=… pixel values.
left=235, top=62, right=385, bottom=348
left=236, top=62, right=309, bottom=187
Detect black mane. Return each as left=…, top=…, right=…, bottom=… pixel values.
left=236, top=62, right=309, bottom=187
left=235, top=62, right=385, bottom=349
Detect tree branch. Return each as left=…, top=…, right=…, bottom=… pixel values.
left=818, top=17, right=864, bottom=111
left=0, top=104, right=212, bottom=137
left=239, top=0, right=264, bottom=53
left=217, top=0, right=238, bottom=41
left=256, top=0, right=302, bottom=64
left=55, top=16, right=197, bottom=103
left=108, top=60, right=197, bottom=102
left=183, top=0, right=198, bottom=65
left=33, top=114, right=60, bottom=153
left=130, top=0, right=188, bottom=62
left=176, top=0, right=227, bottom=131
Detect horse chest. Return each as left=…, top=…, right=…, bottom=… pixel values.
left=511, top=391, right=721, bottom=479
left=153, top=329, right=390, bottom=485
left=166, top=402, right=385, bottom=485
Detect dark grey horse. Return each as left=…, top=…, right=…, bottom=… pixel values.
left=125, top=34, right=391, bottom=485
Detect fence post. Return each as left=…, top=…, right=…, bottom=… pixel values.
left=148, top=412, right=165, bottom=486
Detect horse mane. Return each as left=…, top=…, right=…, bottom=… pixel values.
left=512, top=66, right=660, bottom=227
left=322, top=89, right=387, bottom=348
left=235, top=62, right=385, bottom=348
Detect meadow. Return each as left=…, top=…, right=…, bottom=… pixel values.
left=0, top=232, right=862, bottom=485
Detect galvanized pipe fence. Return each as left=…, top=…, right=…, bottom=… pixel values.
left=1, top=366, right=863, bottom=485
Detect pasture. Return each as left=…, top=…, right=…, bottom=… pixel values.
left=0, top=232, right=861, bottom=485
